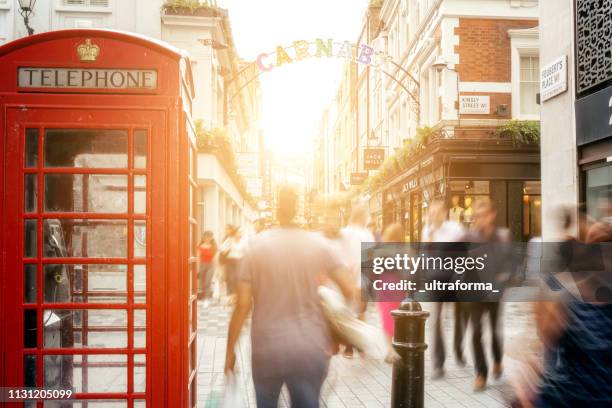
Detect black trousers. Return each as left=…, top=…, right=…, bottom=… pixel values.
left=470, top=302, right=503, bottom=377
left=433, top=302, right=469, bottom=370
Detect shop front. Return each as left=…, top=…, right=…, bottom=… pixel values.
left=382, top=138, right=541, bottom=242
left=576, top=84, right=612, bottom=223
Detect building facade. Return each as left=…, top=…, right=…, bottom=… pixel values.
left=378, top=0, right=541, bottom=242
left=316, top=0, right=542, bottom=241
left=2, top=0, right=261, bottom=240
left=539, top=0, right=612, bottom=239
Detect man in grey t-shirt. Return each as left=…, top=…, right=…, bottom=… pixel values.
left=224, top=185, right=354, bottom=408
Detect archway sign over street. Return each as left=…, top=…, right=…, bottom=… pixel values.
left=227, top=38, right=419, bottom=120
left=255, top=39, right=383, bottom=73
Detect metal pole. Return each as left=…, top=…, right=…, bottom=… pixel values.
left=23, top=15, right=34, bottom=36
left=391, top=299, right=429, bottom=408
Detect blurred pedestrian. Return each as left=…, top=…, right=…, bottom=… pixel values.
left=422, top=200, right=468, bottom=379
left=197, top=231, right=217, bottom=305
left=368, top=220, right=382, bottom=243
left=253, top=218, right=266, bottom=234
left=586, top=193, right=612, bottom=243
left=376, top=223, right=404, bottom=363
left=219, top=225, right=245, bottom=298
left=224, top=185, right=355, bottom=408
left=527, top=200, right=612, bottom=407
left=467, top=201, right=510, bottom=391
left=338, top=203, right=375, bottom=357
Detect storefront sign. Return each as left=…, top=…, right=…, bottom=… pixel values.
left=401, top=178, right=419, bottom=193
left=540, top=55, right=568, bottom=102
left=459, top=96, right=490, bottom=115
left=18, top=67, right=158, bottom=90
left=350, top=172, right=368, bottom=185
left=575, top=85, right=612, bottom=146
left=364, top=148, right=385, bottom=170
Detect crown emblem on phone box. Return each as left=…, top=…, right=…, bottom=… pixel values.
left=77, top=39, right=100, bottom=62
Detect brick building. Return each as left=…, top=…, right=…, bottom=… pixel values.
left=359, top=0, right=543, bottom=242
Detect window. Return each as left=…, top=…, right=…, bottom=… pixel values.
left=64, top=0, right=110, bottom=6
left=585, top=164, right=612, bottom=220
left=520, top=56, right=539, bottom=115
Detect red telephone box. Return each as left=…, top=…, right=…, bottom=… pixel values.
left=0, top=30, right=200, bottom=407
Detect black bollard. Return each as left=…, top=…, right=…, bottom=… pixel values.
left=391, top=299, right=429, bottom=408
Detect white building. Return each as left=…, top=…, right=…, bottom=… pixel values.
left=1, top=0, right=261, bottom=241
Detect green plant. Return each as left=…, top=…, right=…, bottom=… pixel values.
left=496, top=120, right=540, bottom=146
left=360, top=128, right=439, bottom=193
left=194, top=123, right=257, bottom=206
left=415, top=126, right=435, bottom=148
left=162, top=0, right=218, bottom=13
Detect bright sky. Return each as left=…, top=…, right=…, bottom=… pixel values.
left=218, top=0, right=370, bottom=154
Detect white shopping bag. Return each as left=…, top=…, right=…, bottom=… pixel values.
left=318, top=286, right=391, bottom=360
left=221, top=374, right=246, bottom=408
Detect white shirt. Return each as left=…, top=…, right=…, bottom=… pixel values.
left=421, top=220, right=465, bottom=243
left=219, top=236, right=245, bottom=259
left=338, top=224, right=376, bottom=285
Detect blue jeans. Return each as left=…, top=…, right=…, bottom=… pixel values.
left=252, top=355, right=329, bottom=408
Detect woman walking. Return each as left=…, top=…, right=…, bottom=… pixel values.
left=197, top=231, right=217, bottom=305
left=219, top=225, right=244, bottom=300
left=376, top=223, right=404, bottom=363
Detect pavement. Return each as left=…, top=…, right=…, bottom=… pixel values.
left=196, top=300, right=538, bottom=408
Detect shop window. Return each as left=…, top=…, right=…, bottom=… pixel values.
left=586, top=164, right=612, bottom=221
left=520, top=56, right=540, bottom=115
left=448, top=180, right=491, bottom=228
left=522, top=181, right=542, bottom=239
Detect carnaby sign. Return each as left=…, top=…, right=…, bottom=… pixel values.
left=18, top=67, right=158, bottom=91
left=255, top=39, right=388, bottom=74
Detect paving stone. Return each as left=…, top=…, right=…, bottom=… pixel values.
left=196, top=300, right=534, bottom=407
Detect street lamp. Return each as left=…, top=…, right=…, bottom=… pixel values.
left=432, top=56, right=449, bottom=72
left=18, top=0, right=37, bottom=36
left=432, top=56, right=461, bottom=133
